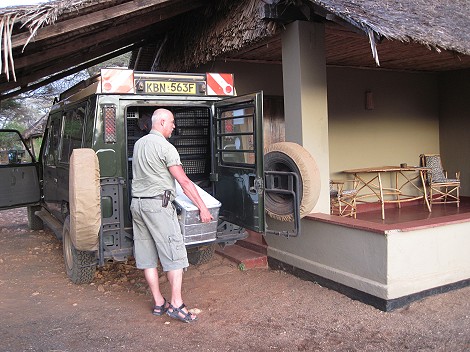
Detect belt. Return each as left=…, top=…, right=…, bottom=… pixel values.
left=132, top=195, right=163, bottom=199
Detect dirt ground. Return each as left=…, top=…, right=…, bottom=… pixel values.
left=1, top=208, right=469, bottom=352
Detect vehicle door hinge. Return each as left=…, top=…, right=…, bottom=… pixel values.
left=210, top=173, right=218, bottom=182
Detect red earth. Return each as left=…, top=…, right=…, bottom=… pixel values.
left=1, top=207, right=469, bottom=351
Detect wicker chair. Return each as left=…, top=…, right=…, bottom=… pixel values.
left=420, top=154, right=460, bottom=207
left=330, top=180, right=358, bottom=218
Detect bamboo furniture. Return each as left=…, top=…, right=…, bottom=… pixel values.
left=330, top=180, right=358, bottom=218
left=419, top=154, right=460, bottom=207
left=343, top=166, right=431, bottom=220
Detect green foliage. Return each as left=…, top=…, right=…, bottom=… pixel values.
left=0, top=51, right=131, bottom=134
left=0, top=99, right=21, bottom=110
left=0, top=130, right=23, bottom=151
left=3, top=120, right=26, bottom=133
left=0, top=95, right=45, bottom=133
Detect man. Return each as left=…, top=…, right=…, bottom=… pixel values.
left=131, top=108, right=213, bottom=323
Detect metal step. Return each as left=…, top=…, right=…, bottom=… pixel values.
left=36, top=209, right=63, bottom=240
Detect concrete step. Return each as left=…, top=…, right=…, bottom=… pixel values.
left=236, top=231, right=268, bottom=255
left=216, top=244, right=267, bottom=270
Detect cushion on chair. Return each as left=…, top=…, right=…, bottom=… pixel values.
left=435, top=178, right=459, bottom=183
left=425, top=155, right=446, bottom=182
left=341, top=189, right=357, bottom=196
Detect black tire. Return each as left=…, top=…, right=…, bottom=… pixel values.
left=264, top=142, right=321, bottom=222
left=63, top=216, right=97, bottom=284
left=27, top=205, right=43, bottom=230
left=187, top=244, right=215, bottom=265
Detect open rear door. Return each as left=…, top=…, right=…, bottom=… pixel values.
left=0, top=129, right=40, bottom=209
left=212, top=92, right=265, bottom=233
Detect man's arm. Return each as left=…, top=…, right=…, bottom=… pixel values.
left=169, top=165, right=213, bottom=223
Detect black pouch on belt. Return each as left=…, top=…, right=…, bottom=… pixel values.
left=162, top=190, right=171, bottom=207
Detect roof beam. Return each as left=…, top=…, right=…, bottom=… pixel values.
left=10, top=0, right=191, bottom=49
left=1, top=33, right=149, bottom=95
left=9, top=2, right=191, bottom=71
left=1, top=0, right=207, bottom=96
left=1, top=44, right=142, bottom=100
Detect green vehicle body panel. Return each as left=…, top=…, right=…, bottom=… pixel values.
left=0, top=73, right=268, bottom=264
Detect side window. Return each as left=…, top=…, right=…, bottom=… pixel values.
left=83, top=98, right=95, bottom=148
left=44, top=115, right=62, bottom=166
left=60, top=105, right=86, bottom=163
left=220, top=107, right=255, bottom=165
left=0, top=130, right=34, bottom=166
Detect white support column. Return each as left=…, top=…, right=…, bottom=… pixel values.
left=281, top=21, right=330, bottom=213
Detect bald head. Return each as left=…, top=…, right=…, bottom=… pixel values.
left=151, top=108, right=175, bottom=138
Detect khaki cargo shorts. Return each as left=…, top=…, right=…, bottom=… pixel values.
left=130, top=198, right=188, bottom=271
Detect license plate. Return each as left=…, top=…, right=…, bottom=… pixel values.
left=144, top=81, right=197, bottom=94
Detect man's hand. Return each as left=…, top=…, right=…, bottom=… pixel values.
left=199, top=207, right=213, bottom=223
left=169, top=165, right=214, bottom=224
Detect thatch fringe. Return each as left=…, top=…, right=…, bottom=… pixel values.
left=0, top=0, right=94, bottom=82
left=157, top=0, right=279, bottom=71
left=309, top=0, right=470, bottom=57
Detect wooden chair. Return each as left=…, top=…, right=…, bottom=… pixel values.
left=419, top=154, right=460, bottom=207
left=330, top=180, right=358, bottom=218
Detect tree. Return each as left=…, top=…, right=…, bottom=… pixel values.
left=0, top=52, right=131, bottom=133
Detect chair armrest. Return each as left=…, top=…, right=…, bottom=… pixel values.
left=330, top=180, right=344, bottom=194
left=445, top=170, right=460, bottom=180
left=330, top=180, right=344, bottom=185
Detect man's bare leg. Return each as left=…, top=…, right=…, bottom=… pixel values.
left=167, top=268, right=197, bottom=320
left=144, top=267, right=165, bottom=307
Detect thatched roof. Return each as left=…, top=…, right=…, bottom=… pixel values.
left=0, top=0, right=207, bottom=99
left=308, top=0, right=470, bottom=64
left=151, top=0, right=470, bottom=71
left=0, top=0, right=96, bottom=81
left=152, top=0, right=278, bottom=71
left=1, top=0, right=470, bottom=98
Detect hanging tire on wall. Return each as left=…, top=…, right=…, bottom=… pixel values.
left=63, top=216, right=97, bottom=284
left=264, top=142, right=321, bottom=222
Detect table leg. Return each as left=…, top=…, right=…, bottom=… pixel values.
left=396, top=171, right=401, bottom=208
left=378, top=172, right=385, bottom=220
left=420, top=170, right=432, bottom=212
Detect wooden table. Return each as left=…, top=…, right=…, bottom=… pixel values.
left=343, top=166, right=431, bottom=220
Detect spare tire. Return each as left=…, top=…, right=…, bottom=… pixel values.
left=69, top=148, right=101, bottom=251
left=264, top=142, right=320, bottom=221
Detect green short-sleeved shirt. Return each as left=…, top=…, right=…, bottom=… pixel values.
left=131, top=130, right=181, bottom=197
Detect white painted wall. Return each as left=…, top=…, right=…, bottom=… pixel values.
left=266, top=218, right=470, bottom=300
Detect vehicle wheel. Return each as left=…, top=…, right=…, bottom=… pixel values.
left=63, top=216, right=97, bottom=284
left=187, top=244, right=215, bottom=265
left=27, top=205, right=43, bottom=230
left=264, top=142, right=321, bottom=222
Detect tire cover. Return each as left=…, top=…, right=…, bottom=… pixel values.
left=69, top=149, right=101, bottom=251
left=264, top=142, right=320, bottom=221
